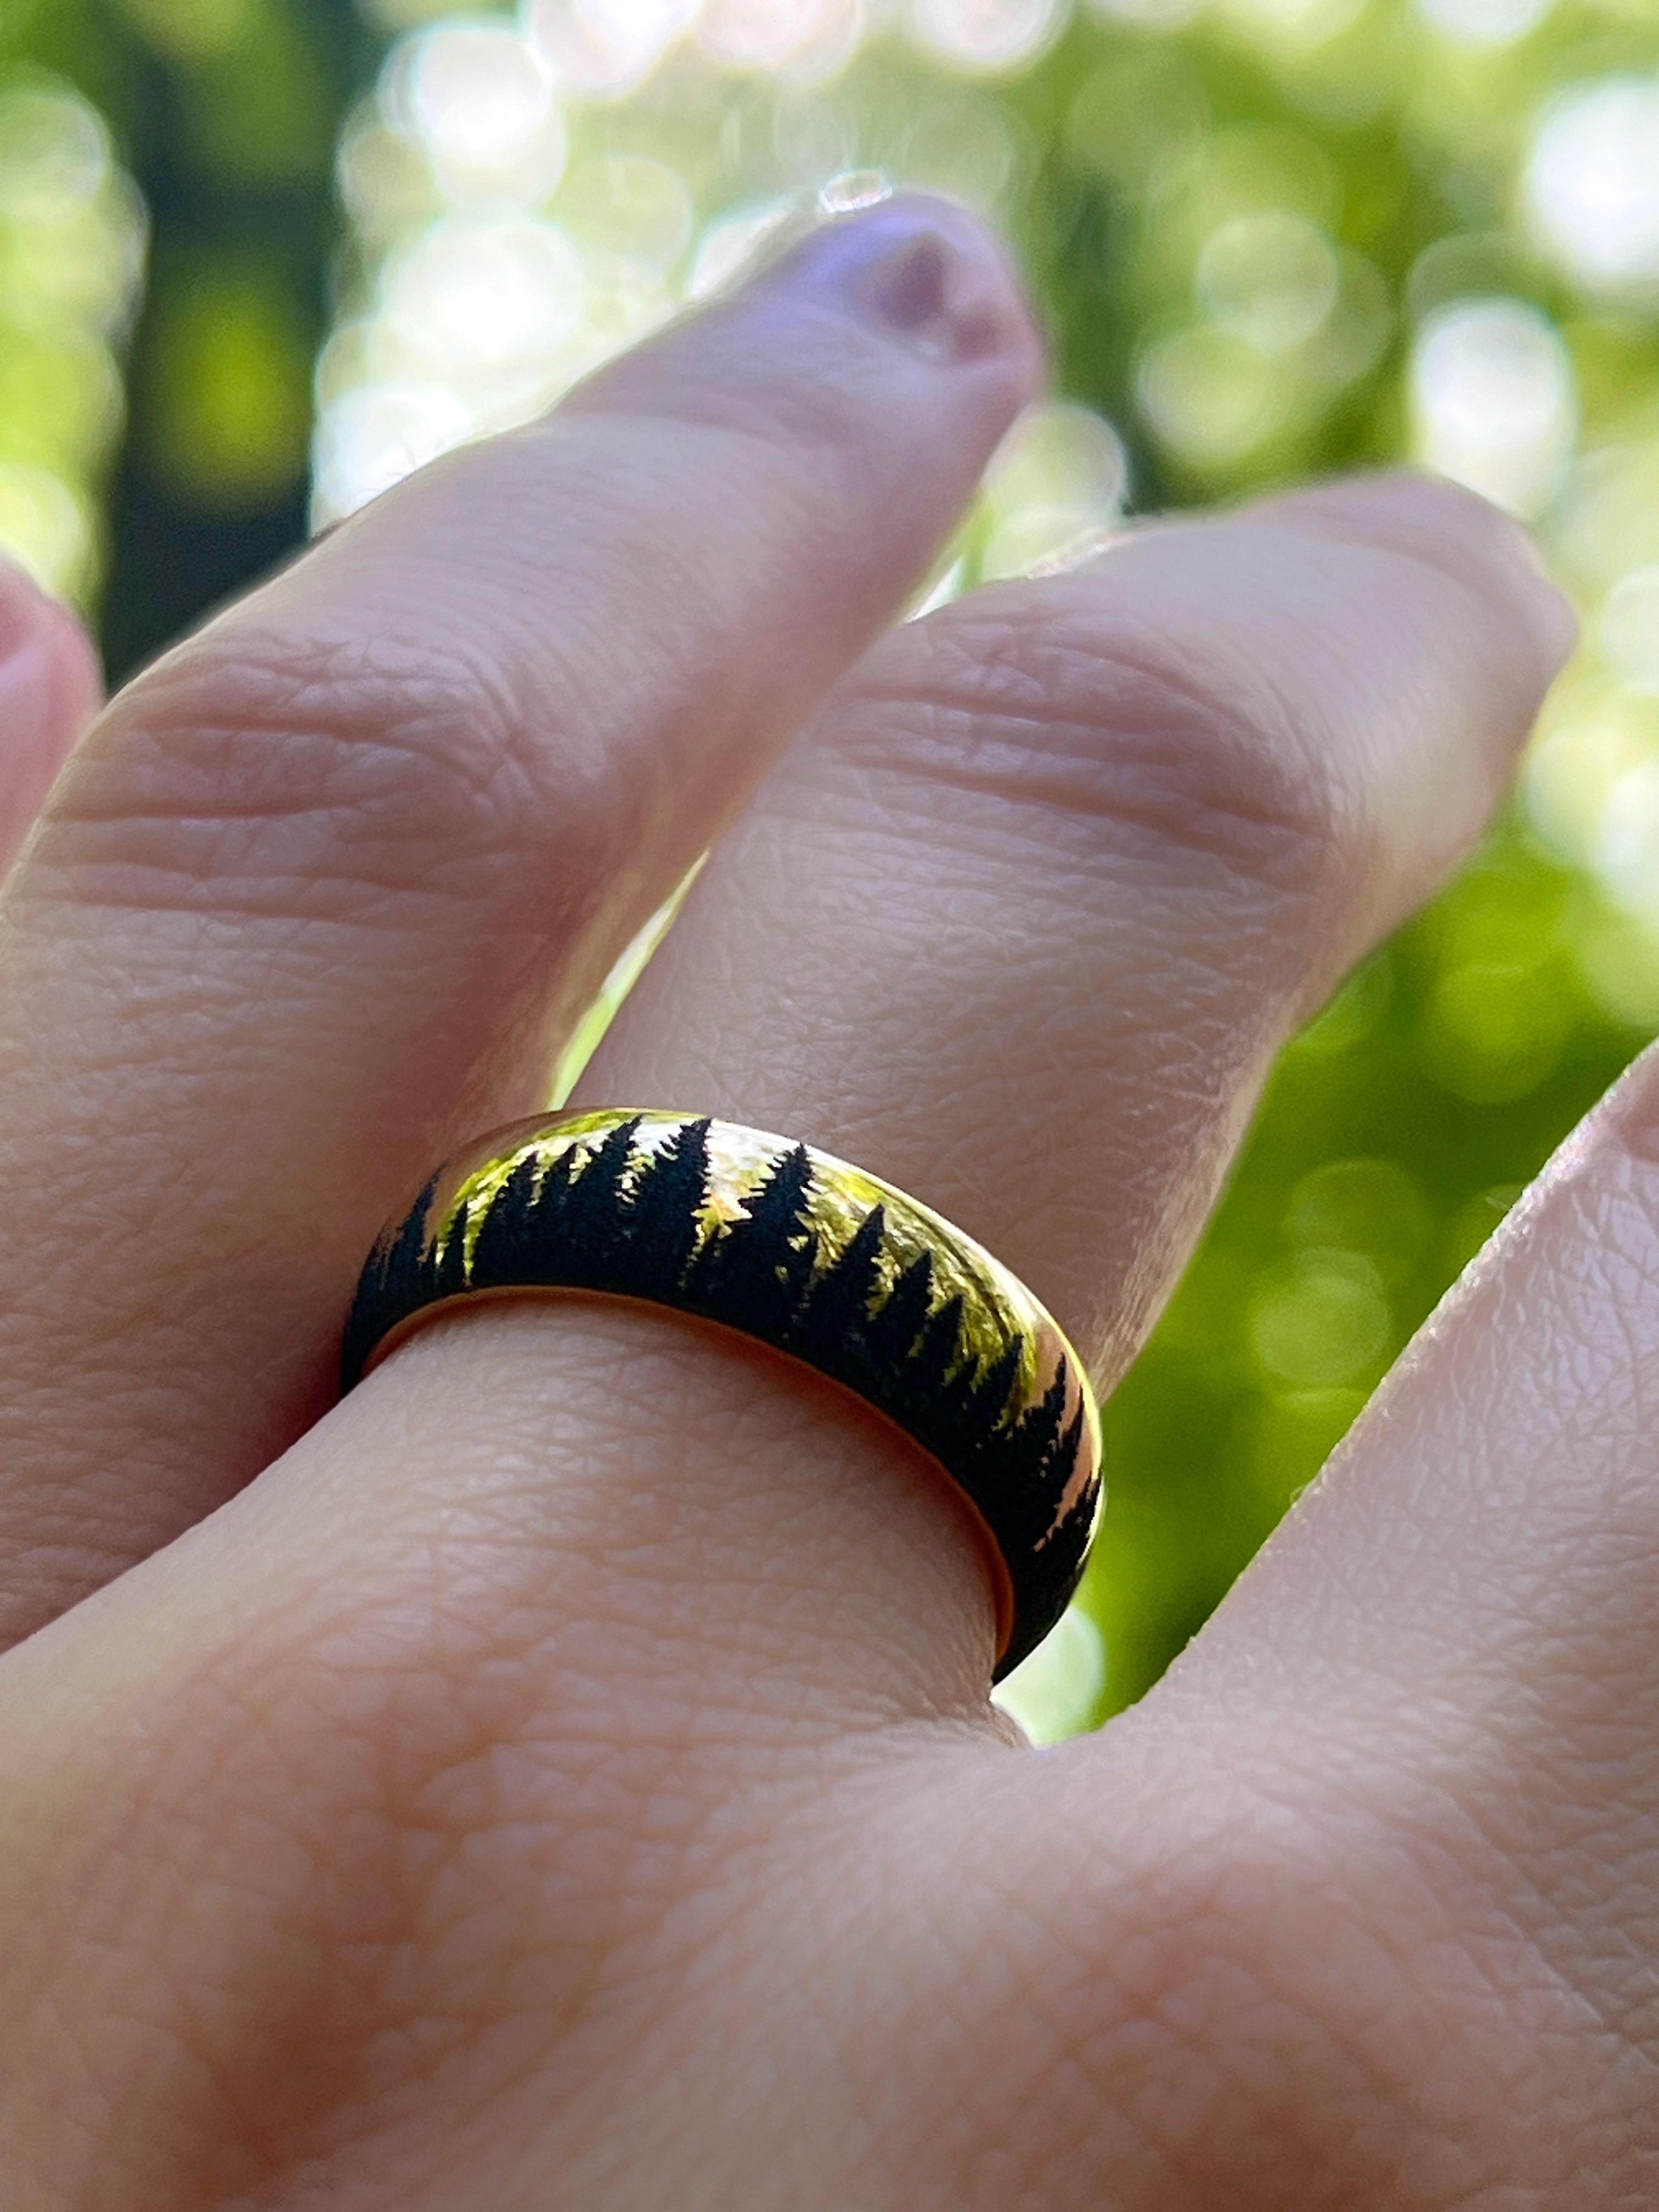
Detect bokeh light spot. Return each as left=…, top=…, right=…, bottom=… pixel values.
left=1418, top=961, right=1571, bottom=1104
left=1085, top=0, right=1203, bottom=27
left=381, top=215, right=585, bottom=366
left=1196, top=211, right=1339, bottom=353
left=1525, top=77, right=1659, bottom=291
left=1220, top=0, right=1365, bottom=49
left=699, top=0, right=866, bottom=80
left=1573, top=909, right=1659, bottom=1032
left=980, top=399, right=1127, bottom=577
left=1410, top=297, right=1576, bottom=516
left=0, top=459, right=95, bottom=598
left=907, top=0, right=1068, bottom=75
left=390, top=21, right=565, bottom=206
left=1599, top=566, right=1659, bottom=695
left=1555, top=437, right=1659, bottom=596
left=522, top=0, right=699, bottom=99
left=1249, top=1252, right=1393, bottom=1389
left=1286, top=1157, right=1431, bottom=1289
left=0, top=86, right=111, bottom=221
left=312, top=380, right=477, bottom=524
left=0, top=334, right=124, bottom=474
left=1415, top=0, right=1550, bottom=43
left=1595, top=758, right=1659, bottom=928
left=561, top=154, right=695, bottom=270
left=1524, top=685, right=1659, bottom=867
left=338, top=110, right=443, bottom=244
left=901, top=93, right=1023, bottom=207
left=1138, top=323, right=1278, bottom=468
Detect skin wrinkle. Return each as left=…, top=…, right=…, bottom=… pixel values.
left=36, top=660, right=574, bottom=909
left=606, top=506, right=1539, bottom=1362
left=836, top=604, right=1336, bottom=838
left=44, top=1684, right=567, bottom=2191
left=876, top=1776, right=1408, bottom=2207
left=1039, top=1839, right=1551, bottom=2204
left=804, top=694, right=1339, bottom=895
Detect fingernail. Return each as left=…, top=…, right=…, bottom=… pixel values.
left=766, top=196, right=1039, bottom=369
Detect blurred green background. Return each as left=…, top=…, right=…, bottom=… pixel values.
left=4, top=0, right=1659, bottom=1737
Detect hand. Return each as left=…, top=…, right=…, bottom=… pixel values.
left=0, top=196, right=1626, bottom=2209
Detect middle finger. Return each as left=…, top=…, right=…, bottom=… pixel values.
left=581, top=474, right=1571, bottom=1383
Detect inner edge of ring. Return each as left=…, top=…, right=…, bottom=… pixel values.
left=356, top=1279, right=1023, bottom=1662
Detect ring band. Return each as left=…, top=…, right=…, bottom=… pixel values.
left=341, top=1109, right=1103, bottom=1678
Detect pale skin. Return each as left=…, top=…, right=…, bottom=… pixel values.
left=0, top=190, right=1647, bottom=2205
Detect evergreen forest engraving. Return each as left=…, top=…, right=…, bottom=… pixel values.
left=342, top=1116, right=1099, bottom=1671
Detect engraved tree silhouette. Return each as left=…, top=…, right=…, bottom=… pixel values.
left=685, top=1140, right=818, bottom=1334
left=342, top=1114, right=1096, bottom=1669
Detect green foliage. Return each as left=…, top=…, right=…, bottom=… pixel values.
left=0, top=0, right=370, bottom=664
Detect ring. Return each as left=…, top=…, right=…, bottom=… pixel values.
left=340, top=1109, right=1103, bottom=1678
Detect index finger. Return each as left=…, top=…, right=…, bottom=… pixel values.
left=0, top=195, right=1040, bottom=1645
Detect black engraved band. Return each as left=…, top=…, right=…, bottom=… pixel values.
left=340, top=1109, right=1103, bottom=1678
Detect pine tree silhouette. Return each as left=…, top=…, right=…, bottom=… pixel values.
left=977, top=1368, right=1069, bottom=1558
left=1004, top=1462, right=1100, bottom=1671
left=791, top=1204, right=885, bottom=1375
left=625, top=1117, right=712, bottom=1296
left=431, top=1194, right=472, bottom=1300
left=1012, top=1367, right=1069, bottom=1481
left=556, top=1115, right=643, bottom=1287
left=1044, top=1406, right=1087, bottom=1519
left=341, top=1114, right=1100, bottom=1683
left=687, top=1141, right=817, bottom=1335
left=468, top=1150, right=547, bottom=1290
left=1042, top=1463, right=1096, bottom=1564
left=861, top=1248, right=935, bottom=1377
left=964, top=1331, right=1025, bottom=1437
left=386, top=1174, right=438, bottom=1301
left=340, top=1173, right=439, bottom=1387
left=889, top=1292, right=968, bottom=1466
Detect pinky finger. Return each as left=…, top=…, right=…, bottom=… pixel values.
left=0, top=565, right=100, bottom=873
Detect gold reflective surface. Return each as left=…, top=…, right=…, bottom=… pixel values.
left=348, top=1109, right=1104, bottom=1674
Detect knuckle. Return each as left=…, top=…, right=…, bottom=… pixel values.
left=0, top=1581, right=683, bottom=2194
left=29, top=618, right=571, bottom=926
left=831, top=578, right=1360, bottom=905
left=986, top=1768, right=1599, bottom=2210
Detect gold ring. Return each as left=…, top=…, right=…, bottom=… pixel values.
left=341, top=1110, right=1103, bottom=1678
